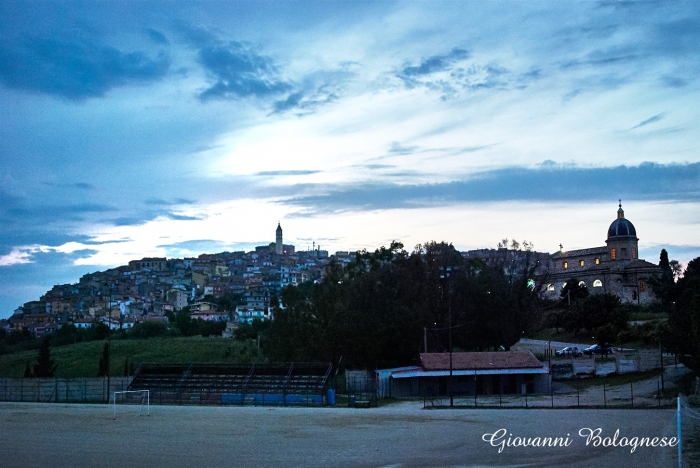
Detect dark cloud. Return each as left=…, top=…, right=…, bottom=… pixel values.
left=0, top=34, right=170, bottom=100
left=6, top=203, right=116, bottom=219
left=273, top=92, right=304, bottom=113
left=280, top=162, right=700, bottom=215
left=146, top=28, right=169, bottom=45
left=197, top=41, right=291, bottom=101
left=42, top=181, right=95, bottom=190
left=110, top=208, right=202, bottom=226
left=400, top=48, right=470, bottom=77
left=389, top=142, right=419, bottom=155
left=631, top=113, right=665, bottom=130
left=144, top=198, right=197, bottom=206
left=661, top=76, right=688, bottom=88
left=167, top=213, right=203, bottom=221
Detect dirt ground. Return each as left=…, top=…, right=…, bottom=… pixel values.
left=0, top=400, right=682, bottom=468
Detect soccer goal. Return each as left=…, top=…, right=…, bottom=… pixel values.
left=112, top=390, right=150, bottom=419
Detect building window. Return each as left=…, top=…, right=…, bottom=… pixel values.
left=547, top=283, right=554, bottom=291
left=621, top=248, right=627, bottom=258
left=595, top=258, right=600, bottom=265
left=611, top=249, right=616, bottom=260
left=632, top=248, right=637, bottom=259
left=578, top=281, right=586, bottom=288
left=640, top=281, right=647, bottom=292
left=563, top=262, right=568, bottom=269
left=632, top=291, right=637, bottom=300
left=579, top=260, right=585, bottom=267
left=593, top=279, right=602, bottom=287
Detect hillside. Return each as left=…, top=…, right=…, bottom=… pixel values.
left=0, top=337, right=262, bottom=378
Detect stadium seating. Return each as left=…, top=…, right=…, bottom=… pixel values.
left=128, top=362, right=332, bottom=406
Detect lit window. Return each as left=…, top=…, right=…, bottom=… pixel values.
left=632, top=248, right=637, bottom=259
left=578, top=281, right=586, bottom=288
left=640, top=281, right=646, bottom=292
left=595, top=258, right=600, bottom=265
left=593, top=279, right=602, bottom=287
left=579, top=260, right=585, bottom=267
left=611, top=249, right=616, bottom=260
left=547, top=283, right=554, bottom=291
left=563, top=262, right=568, bottom=269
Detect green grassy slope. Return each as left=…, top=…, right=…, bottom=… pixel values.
left=0, top=337, right=262, bottom=378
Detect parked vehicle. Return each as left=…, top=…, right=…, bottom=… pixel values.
left=583, top=344, right=613, bottom=355
left=556, top=346, right=582, bottom=357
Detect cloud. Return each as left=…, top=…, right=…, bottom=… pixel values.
left=0, top=34, right=170, bottom=100
left=280, top=162, right=700, bottom=215
left=144, top=198, right=197, bottom=206
left=399, top=48, right=471, bottom=78
left=146, top=28, right=169, bottom=45
left=255, top=170, right=321, bottom=176
left=631, top=113, right=666, bottom=130
left=197, top=41, right=291, bottom=101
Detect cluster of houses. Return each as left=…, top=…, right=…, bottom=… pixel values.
left=1, top=226, right=356, bottom=337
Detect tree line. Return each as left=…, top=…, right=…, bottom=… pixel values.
left=263, top=241, right=543, bottom=369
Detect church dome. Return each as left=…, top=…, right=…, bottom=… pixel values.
left=607, top=202, right=637, bottom=239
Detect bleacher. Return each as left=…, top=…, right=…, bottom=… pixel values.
left=128, top=362, right=332, bottom=406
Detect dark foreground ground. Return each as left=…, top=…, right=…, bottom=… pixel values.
left=0, top=401, right=681, bottom=467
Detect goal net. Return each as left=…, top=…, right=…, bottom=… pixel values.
left=678, top=394, right=700, bottom=467
left=112, top=390, right=150, bottom=419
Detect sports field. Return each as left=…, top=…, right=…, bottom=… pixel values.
left=0, top=401, right=679, bottom=467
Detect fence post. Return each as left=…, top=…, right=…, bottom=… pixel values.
left=576, top=378, right=580, bottom=408
left=603, top=383, right=607, bottom=409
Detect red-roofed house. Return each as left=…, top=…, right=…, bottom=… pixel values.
left=379, top=351, right=550, bottom=398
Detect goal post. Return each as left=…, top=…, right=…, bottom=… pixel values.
left=112, top=390, right=150, bottom=419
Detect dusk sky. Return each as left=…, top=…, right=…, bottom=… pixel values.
left=1, top=1, right=699, bottom=318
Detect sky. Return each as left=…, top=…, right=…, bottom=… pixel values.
left=1, top=0, right=699, bottom=319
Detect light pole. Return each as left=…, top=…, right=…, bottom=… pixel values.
left=440, top=266, right=455, bottom=407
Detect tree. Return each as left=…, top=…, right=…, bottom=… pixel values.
left=97, top=342, right=110, bottom=377
left=562, top=293, right=626, bottom=339
left=652, top=249, right=676, bottom=306
left=664, top=256, right=700, bottom=373
left=33, top=336, right=57, bottom=378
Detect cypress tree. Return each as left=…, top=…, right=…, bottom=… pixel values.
left=97, top=342, right=110, bottom=377
left=33, top=336, right=57, bottom=378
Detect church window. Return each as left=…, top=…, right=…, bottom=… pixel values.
left=595, top=258, right=600, bottom=265
left=640, top=281, right=647, bottom=292
left=547, top=284, right=554, bottom=291
left=563, top=262, right=568, bottom=269
left=578, top=281, right=586, bottom=288
left=579, top=260, right=585, bottom=267
left=611, top=248, right=616, bottom=260
left=632, top=248, right=637, bottom=259
left=593, top=279, right=603, bottom=287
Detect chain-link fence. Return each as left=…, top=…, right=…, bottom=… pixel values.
left=0, top=378, right=131, bottom=403
left=424, top=379, right=676, bottom=409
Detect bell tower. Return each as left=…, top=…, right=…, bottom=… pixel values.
left=275, top=222, right=283, bottom=255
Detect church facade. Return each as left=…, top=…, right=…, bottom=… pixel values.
left=539, top=203, right=660, bottom=304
